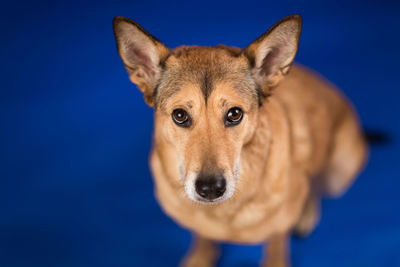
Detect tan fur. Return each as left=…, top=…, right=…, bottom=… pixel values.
left=150, top=64, right=367, bottom=266
left=113, top=15, right=368, bottom=267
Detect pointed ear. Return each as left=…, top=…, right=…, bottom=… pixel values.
left=244, top=14, right=302, bottom=96
left=113, top=16, right=170, bottom=106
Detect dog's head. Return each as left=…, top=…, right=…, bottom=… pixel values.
left=113, top=15, right=301, bottom=203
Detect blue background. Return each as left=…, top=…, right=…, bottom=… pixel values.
left=1, top=0, right=399, bottom=266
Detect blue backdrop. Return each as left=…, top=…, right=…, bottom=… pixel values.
left=1, top=0, right=399, bottom=266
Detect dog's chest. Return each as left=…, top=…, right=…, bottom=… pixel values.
left=155, top=183, right=296, bottom=243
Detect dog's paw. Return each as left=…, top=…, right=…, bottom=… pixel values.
left=180, top=254, right=215, bottom=267
left=180, top=244, right=218, bottom=267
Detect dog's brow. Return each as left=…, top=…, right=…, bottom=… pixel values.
left=154, top=82, right=182, bottom=111
left=154, top=46, right=261, bottom=109
left=155, top=86, right=197, bottom=113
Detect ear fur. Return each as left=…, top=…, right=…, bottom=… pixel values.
left=244, top=14, right=302, bottom=96
left=113, top=16, right=170, bottom=106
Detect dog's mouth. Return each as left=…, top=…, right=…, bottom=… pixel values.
left=193, top=195, right=227, bottom=204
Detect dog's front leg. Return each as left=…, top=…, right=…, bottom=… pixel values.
left=261, top=233, right=290, bottom=267
left=180, top=234, right=219, bottom=267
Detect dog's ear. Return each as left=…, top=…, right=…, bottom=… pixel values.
left=113, top=16, right=170, bottom=106
left=244, top=14, right=302, bottom=96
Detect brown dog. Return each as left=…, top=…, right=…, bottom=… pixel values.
left=113, top=14, right=367, bottom=267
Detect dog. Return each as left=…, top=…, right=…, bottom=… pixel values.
left=113, top=14, right=367, bottom=267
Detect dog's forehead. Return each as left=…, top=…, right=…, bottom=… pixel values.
left=155, top=46, right=259, bottom=109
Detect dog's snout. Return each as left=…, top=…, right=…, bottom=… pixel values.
left=195, top=175, right=226, bottom=201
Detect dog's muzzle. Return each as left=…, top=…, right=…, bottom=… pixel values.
left=183, top=164, right=238, bottom=203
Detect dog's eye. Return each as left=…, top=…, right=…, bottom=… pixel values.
left=172, top=109, right=191, bottom=127
left=225, top=107, right=243, bottom=127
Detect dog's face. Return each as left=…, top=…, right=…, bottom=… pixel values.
left=153, top=47, right=260, bottom=203
left=113, top=15, right=301, bottom=203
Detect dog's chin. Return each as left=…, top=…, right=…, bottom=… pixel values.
left=192, top=195, right=231, bottom=204
left=184, top=186, right=235, bottom=205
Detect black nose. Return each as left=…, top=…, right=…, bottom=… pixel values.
left=195, top=176, right=226, bottom=201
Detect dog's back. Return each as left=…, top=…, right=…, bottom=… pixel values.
left=274, top=65, right=367, bottom=196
